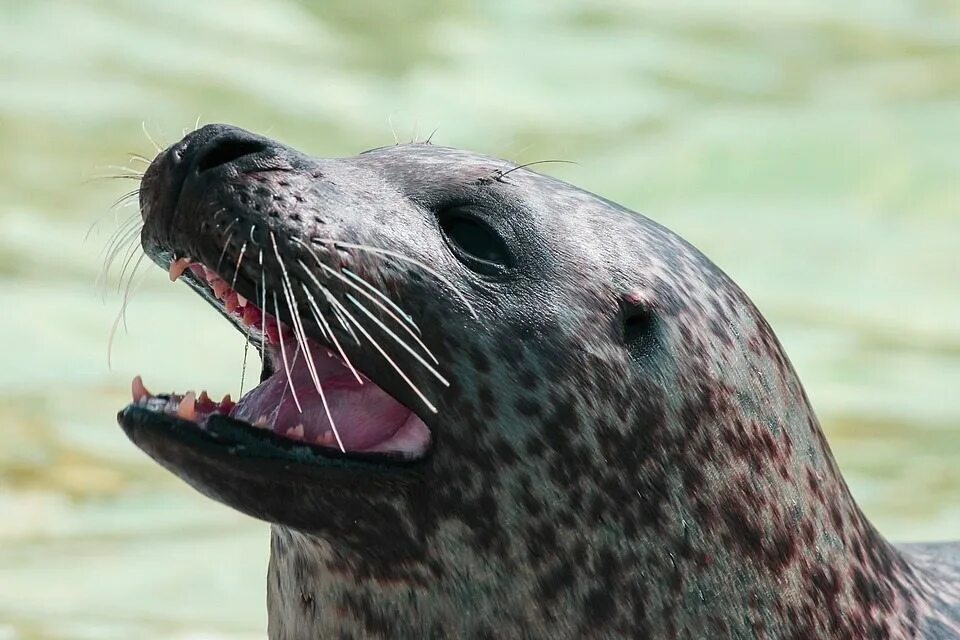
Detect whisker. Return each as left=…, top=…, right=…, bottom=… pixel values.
left=495, top=159, right=577, bottom=181
left=98, top=223, right=142, bottom=286
left=141, top=121, right=163, bottom=153
left=101, top=164, right=145, bottom=177
left=216, top=232, right=235, bottom=272
left=110, top=189, right=142, bottom=211
left=288, top=291, right=347, bottom=452
left=298, top=281, right=363, bottom=385
left=336, top=267, right=437, bottom=364
left=220, top=215, right=239, bottom=237
left=105, top=211, right=142, bottom=243
left=291, top=238, right=434, bottom=363
left=101, top=217, right=140, bottom=254
left=297, top=287, right=333, bottom=343
left=95, top=232, right=139, bottom=291
left=115, top=236, right=146, bottom=294
left=275, top=344, right=301, bottom=410
left=85, top=220, right=103, bottom=244
left=345, top=292, right=449, bottom=387
left=342, top=268, right=418, bottom=332
left=119, top=251, right=148, bottom=331
left=239, top=334, right=250, bottom=398
left=101, top=208, right=141, bottom=235
left=259, top=252, right=267, bottom=369
left=271, top=233, right=346, bottom=452
left=273, top=292, right=303, bottom=413
left=315, top=238, right=478, bottom=319
left=231, top=241, right=248, bottom=289
left=388, top=113, right=399, bottom=145
left=95, top=215, right=140, bottom=268
left=85, top=174, right=145, bottom=184
left=333, top=295, right=439, bottom=414
left=299, top=271, right=360, bottom=345
left=107, top=266, right=150, bottom=369
left=296, top=255, right=438, bottom=366
left=111, top=201, right=142, bottom=227
left=128, top=153, right=153, bottom=166
left=330, top=302, right=361, bottom=344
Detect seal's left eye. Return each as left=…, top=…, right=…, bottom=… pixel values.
left=438, top=207, right=511, bottom=273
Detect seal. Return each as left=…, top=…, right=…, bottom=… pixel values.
left=119, top=124, right=960, bottom=639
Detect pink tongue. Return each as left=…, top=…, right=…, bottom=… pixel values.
left=229, top=346, right=412, bottom=450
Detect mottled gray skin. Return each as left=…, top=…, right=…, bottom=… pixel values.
left=137, top=125, right=959, bottom=639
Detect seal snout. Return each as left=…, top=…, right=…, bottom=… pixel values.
left=125, top=124, right=446, bottom=516
left=139, top=124, right=274, bottom=221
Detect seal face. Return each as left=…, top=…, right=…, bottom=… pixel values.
left=122, top=124, right=960, bottom=639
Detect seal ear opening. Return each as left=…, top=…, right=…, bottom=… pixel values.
left=621, top=294, right=661, bottom=368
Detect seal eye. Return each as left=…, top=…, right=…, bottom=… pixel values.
left=438, top=207, right=511, bottom=273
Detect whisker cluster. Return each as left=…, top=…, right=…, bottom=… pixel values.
left=272, top=232, right=347, bottom=452
left=95, top=148, right=154, bottom=368
left=235, top=231, right=457, bottom=444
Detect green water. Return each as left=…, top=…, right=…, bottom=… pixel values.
left=1, top=1, right=958, bottom=637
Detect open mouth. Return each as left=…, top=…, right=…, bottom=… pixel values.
left=125, top=257, right=432, bottom=463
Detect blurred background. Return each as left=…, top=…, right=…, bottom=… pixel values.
left=1, top=0, right=958, bottom=638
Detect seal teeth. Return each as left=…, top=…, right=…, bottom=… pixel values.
left=131, top=375, right=152, bottom=403
left=178, top=391, right=197, bottom=421
left=288, top=424, right=305, bottom=439
left=168, top=257, right=192, bottom=282
left=217, top=394, right=236, bottom=416
left=210, top=278, right=230, bottom=299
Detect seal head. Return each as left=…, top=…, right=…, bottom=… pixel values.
left=122, top=124, right=960, bottom=638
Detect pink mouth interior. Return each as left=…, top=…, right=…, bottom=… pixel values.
left=230, top=338, right=430, bottom=454
left=131, top=260, right=430, bottom=458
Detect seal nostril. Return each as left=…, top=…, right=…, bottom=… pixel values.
left=196, top=138, right=268, bottom=173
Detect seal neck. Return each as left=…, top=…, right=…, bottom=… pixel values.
left=265, top=335, right=925, bottom=636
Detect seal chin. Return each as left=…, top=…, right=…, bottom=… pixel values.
left=116, top=258, right=432, bottom=529
left=118, top=405, right=427, bottom=533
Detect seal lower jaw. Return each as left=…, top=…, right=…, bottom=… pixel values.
left=119, top=259, right=432, bottom=465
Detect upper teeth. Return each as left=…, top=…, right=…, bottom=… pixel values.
left=168, top=257, right=192, bottom=282
left=131, top=375, right=151, bottom=403
left=141, top=259, right=301, bottom=425
left=210, top=279, right=230, bottom=298
left=168, top=258, right=282, bottom=345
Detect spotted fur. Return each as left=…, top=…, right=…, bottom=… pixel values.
left=134, top=125, right=959, bottom=639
